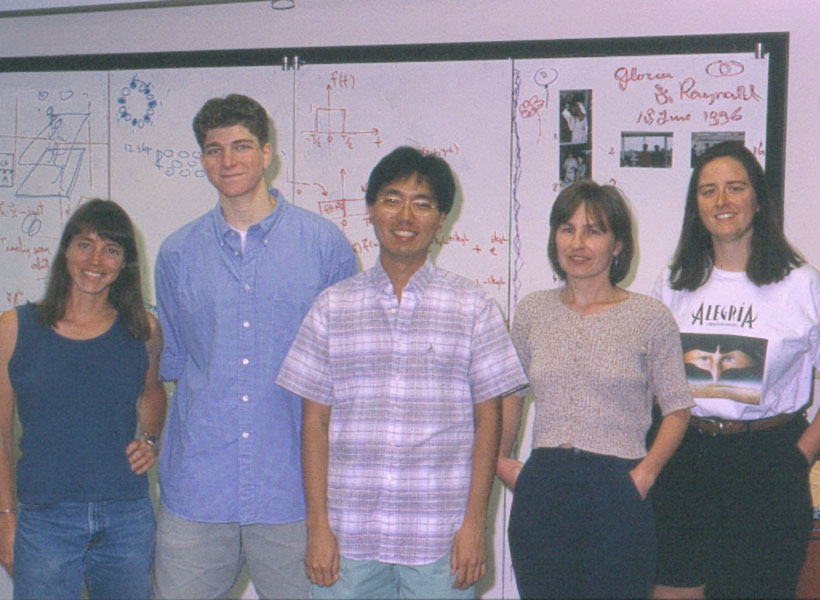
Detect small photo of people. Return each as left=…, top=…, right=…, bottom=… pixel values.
left=559, top=89, right=591, bottom=187
left=560, top=91, right=590, bottom=145
left=691, top=131, right=745, bottom=167
left=559, top=146, right=591, bottom=187
left=620, top=132, right=673, bottom=168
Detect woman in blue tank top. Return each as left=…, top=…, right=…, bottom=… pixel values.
left=0, top=199, right=166, bottom=600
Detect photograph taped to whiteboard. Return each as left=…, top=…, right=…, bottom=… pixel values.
left=690, top=131, right=746, bottom=167
left=559, top=89, right=591, bottom=188
left=620, top=131, right=673, bottom=168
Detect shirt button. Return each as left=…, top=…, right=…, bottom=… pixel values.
left=242, top=321, right=250, bottom=328
left=386, top=474, right=392, bottom=481
left=242, top=432, right=249, bottom=439
left=242, top=358, right=249, bottom=365
left=243, top=284, right=250, bottom=291
left=242, top=395, right=249, bottom=402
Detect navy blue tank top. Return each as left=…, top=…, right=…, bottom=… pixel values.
left=9, top=303, right=149, bottom=503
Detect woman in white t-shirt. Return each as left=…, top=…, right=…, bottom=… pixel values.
left=651, top=141, right=820, bottom=599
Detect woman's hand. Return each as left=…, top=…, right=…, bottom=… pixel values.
left=628, top=466, right=654, bottom=500
left=496, top=456, right=523, bottom=490
left=126, top=438, right=157, bottom=475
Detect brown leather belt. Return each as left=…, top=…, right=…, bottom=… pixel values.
left=689, top=412, right=797, bottom=436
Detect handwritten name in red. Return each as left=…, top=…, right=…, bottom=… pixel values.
left=614, top=67, right=674, bottom=92
left=679, top=79, right=761, bottom=105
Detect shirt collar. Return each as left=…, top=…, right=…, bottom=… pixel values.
left=372, top=258, right=435, bottom=296
left=211, top=188, right=285, bottom=241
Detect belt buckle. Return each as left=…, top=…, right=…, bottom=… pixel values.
left=699, top=417, right=724, bottom=436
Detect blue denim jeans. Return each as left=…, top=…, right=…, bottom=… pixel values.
left=310, top=552, right=475, bottom=600
left=13, top=497, right=155, bottom=600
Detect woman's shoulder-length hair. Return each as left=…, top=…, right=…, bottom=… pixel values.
left=668, top=141, right=803, bottom=291
left=547, top=179, right=635, bottom=286
left=37, top=199, right=150, bottom=341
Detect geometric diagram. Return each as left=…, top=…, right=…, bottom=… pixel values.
left=291, top=167, right=367, bottom=229
left=15, top=105, right=90, bottom=200
left=318, top=192, right=367, bottom=228
left=115, top=74, right=157, bottom=129
left=301, top=85, right=382, bottom=155
left=0, top=153, right=12, bottom=187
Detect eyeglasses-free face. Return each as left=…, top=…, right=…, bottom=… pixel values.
left=200, top=124, right=272, bottom=202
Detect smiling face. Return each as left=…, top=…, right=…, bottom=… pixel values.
left=200, top=124, right=272, bottom=202
left=368, top=174, right=446, bottom=274
left=696, top=156, right=758, bottom=247
left=65, top=230, right=125, bottom=299
left=554, top=202, right=622, bottom=285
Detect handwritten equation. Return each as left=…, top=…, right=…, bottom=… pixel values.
left=301, top=71, right=384, bottom=154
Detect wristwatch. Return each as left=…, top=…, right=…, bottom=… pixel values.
left=140, top=432, right=160, bottom=455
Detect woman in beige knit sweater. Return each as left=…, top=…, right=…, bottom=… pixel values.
left=496, top=179, right=692, bottom=599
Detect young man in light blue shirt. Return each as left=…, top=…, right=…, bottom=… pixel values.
left=152, top=94, right=357, bottom=600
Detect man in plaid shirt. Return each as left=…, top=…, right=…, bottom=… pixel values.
left=277, top=146, right=527, bottom=600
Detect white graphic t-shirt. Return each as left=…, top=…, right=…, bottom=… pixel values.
left=652, top=264, right=820, bottom=420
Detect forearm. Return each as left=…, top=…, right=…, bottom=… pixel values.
left=301, top=398, right=340, bottom=586
left=797, top=411, right=820, bottom=464
left=0, top=311, right=17, bottom=512
left=633, top=407, right=690, bottom=491
left=496, top=393, right=524, bottom=489
left=0, top=355, right=17, bottom=575
left=137, top=316, right=167, bottom=437
left=449, top=397, right=500, bottom=588
left=463, top=397, right=501, bottom=527
left=137, top=384, right=166, bottom=437
left=302, top=399, right=332, bottom=530
left=498, top=393, right=523, bottom=459
left=0, top=431, right=14, bottom=511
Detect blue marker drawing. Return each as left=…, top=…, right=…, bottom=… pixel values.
left=116, top=75, right=158, bottom=129
left=16, top=106, right=89, bottom=199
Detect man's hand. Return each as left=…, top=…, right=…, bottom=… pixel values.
left=450, top=518, right=486, bottom=589
left=305, top=523, right=339, bottom=587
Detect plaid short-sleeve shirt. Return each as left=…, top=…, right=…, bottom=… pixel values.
left=277, top=260, right=527, bottom=565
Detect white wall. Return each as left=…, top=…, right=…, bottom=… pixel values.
left=1, top=1, right=819, bottom=598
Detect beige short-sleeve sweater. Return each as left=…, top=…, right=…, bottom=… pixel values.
left=511, top=288, right=693, bottom=459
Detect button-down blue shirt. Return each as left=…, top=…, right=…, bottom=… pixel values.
left=155, top=189, right=357, bottom=524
